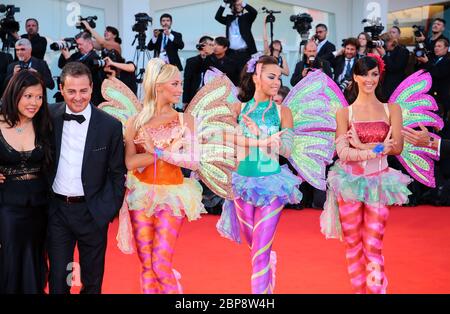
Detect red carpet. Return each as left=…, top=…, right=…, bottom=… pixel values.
left=79, top=206, right=450, bottom=294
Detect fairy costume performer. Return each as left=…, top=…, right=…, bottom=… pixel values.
left=217, top=55, right=336, bottom=294
left=98, top=58, right=240, bottom=294
left=320, top=55, right=443, bottom=294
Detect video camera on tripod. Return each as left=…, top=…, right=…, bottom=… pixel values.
left=0, top=4, right=20, bottom=50
left=362, top=17, right=385, bottom=49
left=290, top=13, right=313, bottom=37
left=132, top=12, right=152, bottom=51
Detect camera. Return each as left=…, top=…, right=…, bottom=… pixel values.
left=76, top=16, right=98, bottom=31
left=262, top=7, right=280, bottom=24
left=290, top=13, right=313, bottom=35
left=92, top=48, right=121, bottom=69
left=339, top=75, right=353, bottom=92
left=0, top=4, right=20, bottom=45
left=50, top=38, right=77, bottom=51
left=196, top=43, right=205, bottom=50
left=362, top=17, right=384, bottom=39
left=413, top=25, right=425, bottom=38
left=367, top=39, right=385, bottom=49
left=414, top=42, right=428, bottom=58
left=132, top=12, right=152, bottom=34
left=18, top=60, right=30, bottom=71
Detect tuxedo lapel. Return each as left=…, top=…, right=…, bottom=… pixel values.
left=82, top=104, right=99, bottom=172
left=54, top=103, right=66, bottom=169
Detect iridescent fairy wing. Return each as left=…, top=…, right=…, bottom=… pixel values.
left=283, top=70, right=343, bottom=190
left=185, top=75, right=238, bottom=199
left=98, top=77, right=142, bottom=130
left=204, top=67, right=239, bottom=98
left=389, top=70, right=443, bottom=187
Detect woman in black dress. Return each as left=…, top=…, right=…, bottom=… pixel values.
left=0, top=70, right=52, bottom=294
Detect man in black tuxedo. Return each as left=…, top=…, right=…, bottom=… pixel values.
left=215, top=0, right=257, bottom=71
left=57, top=32, right=104, bottom=106
left=315, top=24, right=336, bottom=63
left=183, top=36, right=214, bottom=107
left=47, top=62, right=126, bottom=294
left=148, top=13, right=184, bottom=71
left=290, top=40, right=333, bottom=87
left=327, top=37, right=358, bottom=92
left=6, top=39, right=54, bottom=90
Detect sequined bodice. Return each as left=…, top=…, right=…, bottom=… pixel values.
left=237, top=99, right=281, bottom=177
left=134, top=118, right=184, bottom=185
left=0, top=130, right=43, bottom=177
left=238, top=99, right=281, bottom=139
left=351, top=121, right=390, bottom=143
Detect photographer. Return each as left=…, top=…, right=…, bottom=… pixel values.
left=377, top=32, right=410, bottom=100
left=16, top=18, right=47, bottom=60
left=416, top=18, right=448, bottom=58
left=290, top=40, right=332, bottom=87
left=148, top=13, right=184, bottom=71
left=58, top=32, right=104, bottom=105
left=314, top=24, right=336, bottom=63
left=102, top=50, right=137, bottom=95
left=6, top=39, right=54, bottom=90
left=215, top=0, right=257, bottom=71
left=183, top=36, right=214, bottom=106
left=205, top=36, right=239, bottom=86
left=417, top=38, right=450, bottom=119
left=263, top=16, right=289, bottom=77
left=80, top=21, right=122, bottom=55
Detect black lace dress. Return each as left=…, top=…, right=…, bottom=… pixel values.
left=0, top=131, right=48, bottom=294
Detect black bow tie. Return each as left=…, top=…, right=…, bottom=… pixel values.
left=63, top=113, right=86, bottom=124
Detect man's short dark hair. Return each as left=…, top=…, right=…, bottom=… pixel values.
left=437, top=38, right=449, bottom=47
left=435, top=18, right=447, bottom=26
left=343, top=37, right=359, bottom=49
left=215, top=36, right=230, bottom=49
left=25, top=18, right=39, bottom=26
left=60, top=62, right=93, bottom=87
left=199, top=36, right=214, bottom=44
left=160, top=13, right=172, bottom=22
left=316, top=24, right=328, bottom=31
left=392, top=25, right=401, bottom=34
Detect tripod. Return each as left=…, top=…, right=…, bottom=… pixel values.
left=297, top=32, right=310, bottom=63
left=1, top=32, right=16, bottom=54
left=132, top=32, right=152, bottom=99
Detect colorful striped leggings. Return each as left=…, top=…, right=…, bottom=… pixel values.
left=338, top=199, right=389, bottom=294
left=129, top=208, right=184, bottom=294
left=234, top=197, right=284, bottom=294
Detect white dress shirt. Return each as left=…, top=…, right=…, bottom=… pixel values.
left=152, top=32, right=174, bottom=63
left=52, top=104, right=92, bottom=196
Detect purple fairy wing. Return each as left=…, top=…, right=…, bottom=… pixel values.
left=389, top=70, right=444, bottom=187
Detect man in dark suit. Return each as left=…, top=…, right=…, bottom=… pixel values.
left=205, top=37, right=240, bottom=86
left=6, top=39, right=54, bottom=90
left=148, top=13, right=184, bottom=71
left=58, top=32, right=104, bottom=105
left=417, top=38, right=450, bottom=118
left=183, top=36, right=214, bottom=106
left=215, top=0, right=257, bottom=71
left=315, top=24, right=336, bottom=63
left=20, top=18, right=48, bottom=60
left=290, top=40, right=333, bottom=87
left=0, top=51, right=13, bottom=97
left=378, top=33, right=410, bottom=101
left=327, top=37, right=358, bottom=92
left=47, top=62, right=126, bottom=294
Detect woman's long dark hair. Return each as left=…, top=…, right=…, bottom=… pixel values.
left=347, top=56, right=385, bottom=104
left=0, top=70, right=53, bottom=172
left=238, top=55, right=279, bottom=103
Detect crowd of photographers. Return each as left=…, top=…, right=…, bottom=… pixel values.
left=1, top=0, right=450, bottom=208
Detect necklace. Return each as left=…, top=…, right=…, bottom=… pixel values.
left=15, top=121, right=32, bottom=134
